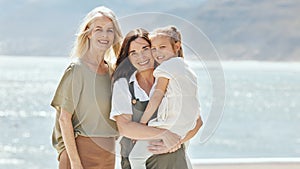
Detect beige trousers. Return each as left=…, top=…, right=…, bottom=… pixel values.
left=59, top=136, right=115, bottom=169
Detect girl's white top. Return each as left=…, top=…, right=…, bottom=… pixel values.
left=110, top=57, right=200, bottom=138
left=150, top=57, right=200, bottom=138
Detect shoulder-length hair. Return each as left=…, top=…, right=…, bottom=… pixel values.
left=70, top=6, right=122, bottom=66
left=112, top=28, right=151, bottom=83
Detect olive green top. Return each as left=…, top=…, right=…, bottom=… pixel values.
left=51, top=59, right=118, bottom=157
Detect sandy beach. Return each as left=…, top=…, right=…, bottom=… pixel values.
left=192, top=158, right=300, bottom=169
left=114, top=157, right=300, bottom=169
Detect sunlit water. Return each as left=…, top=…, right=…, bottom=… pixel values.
left=0, top=56, right=299, bottom=168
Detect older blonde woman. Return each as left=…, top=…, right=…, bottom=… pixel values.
left=51, top=6, right=122, bottom=169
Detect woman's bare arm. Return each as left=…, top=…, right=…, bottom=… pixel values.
left=59, top=109, right=83, bottom=169
left=115, top=114, right=180, bottom=149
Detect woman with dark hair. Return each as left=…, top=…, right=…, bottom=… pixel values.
left=110, top=28, right=202, bottom=169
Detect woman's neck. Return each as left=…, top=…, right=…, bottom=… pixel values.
left=84, top=49, right=105, bottom=65
left=82, top=49, right=108, bottom=75
left=136, top=68, right=155, bottom=96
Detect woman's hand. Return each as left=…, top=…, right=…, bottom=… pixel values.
left=147, top=130, right=181, bottom=154
left=168, top=141, right=181, bottom=153
left=147, top=139, right=182, bottom=154
left=161, top=130, right=181, bottom=150
left=148, top=140, right=168, bottom=154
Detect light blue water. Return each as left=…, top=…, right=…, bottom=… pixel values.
left=0, top=56, right=299, bottom=168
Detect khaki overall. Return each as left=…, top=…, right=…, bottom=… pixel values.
left=120, top=81, right=188, bottom=169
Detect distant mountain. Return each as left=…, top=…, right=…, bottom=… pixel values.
left=177, top=0, right=300, bottom=61
left=0, top=0, right=299, bottom=61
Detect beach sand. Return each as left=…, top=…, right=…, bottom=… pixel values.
left=115, top=157, right=300, bottom=169
left=192, top=158, right=300, bottom=169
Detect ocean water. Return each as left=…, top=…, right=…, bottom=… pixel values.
left=0, top=56, right=299, bottom=168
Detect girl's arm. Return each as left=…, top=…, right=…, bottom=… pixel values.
left=59, top=109, right=83, bottom=169
left=115, top=114, right=180, bottom=149
left=180, top=115, right=203, bottom=144
left=168, top=116, right=202, bottom=153
left=140, top=77, right=169, bottom=124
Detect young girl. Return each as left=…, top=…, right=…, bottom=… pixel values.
left=129, top=26, right=202, bottom=169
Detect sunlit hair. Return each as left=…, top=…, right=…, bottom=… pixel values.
left=70, top=6, right=122, bottom=66
left=150, top=25, right=183, bottom=58
left=113, top=28, right=151, bottom=83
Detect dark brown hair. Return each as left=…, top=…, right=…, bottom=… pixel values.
left=113, top=28, right=151, bottom=83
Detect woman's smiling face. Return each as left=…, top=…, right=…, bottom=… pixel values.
left=88, top=15, right=115, bottom=52
left=128, top=37, right=154, bottom=72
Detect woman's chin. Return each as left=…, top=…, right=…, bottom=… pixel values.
left=139, top=66, right=154, bottom=72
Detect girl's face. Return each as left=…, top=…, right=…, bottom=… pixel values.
left=150, top=36, right=177, bottom=64
left=128, top=37, right=154, bottom=72
left=88, top=15, right=115, bottom=52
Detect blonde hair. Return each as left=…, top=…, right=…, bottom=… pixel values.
left=70, top=6, right=122, bottom=65
left=150, top=25, right=183, bottom=58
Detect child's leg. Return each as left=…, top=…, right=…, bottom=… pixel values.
left=129, top=140, right=152, bottom=169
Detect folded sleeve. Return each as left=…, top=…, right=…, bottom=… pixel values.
left=51, top=64, right=82, bottom=114
left=153, top=59, right=179, bottom=80
left=110, top=78, right=133, bottom=121
left=153, top=66, right=172, bottom=80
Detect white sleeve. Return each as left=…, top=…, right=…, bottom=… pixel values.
left=110, top=78, right=133, bottom=121
left=153, top=62, right=173, bottom=80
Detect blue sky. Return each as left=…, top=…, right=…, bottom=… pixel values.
left=0, top=0, right=206, bottom=56
left=2, top=0, right=298, bottom=61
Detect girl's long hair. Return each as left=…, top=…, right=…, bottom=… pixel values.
left=150, top=25, right=183, bottom=58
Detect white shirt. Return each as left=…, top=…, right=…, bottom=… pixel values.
left=110, top=58, right=200, bottom=138
left=150, top=57, right=200, bottom=138
left=110, top=71, right=157, bottom=121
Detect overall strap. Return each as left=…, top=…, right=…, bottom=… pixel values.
left=119, top=80, right=144, bottom=160
left=128, top=81, right=139, bottom=105
left=128, top=81, right=136, bottom=100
